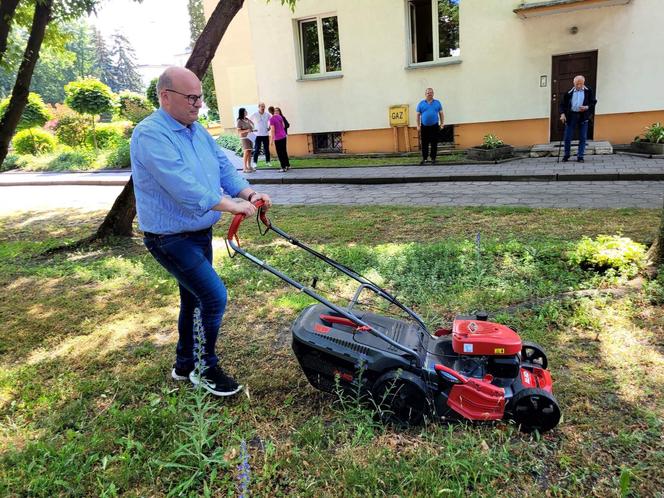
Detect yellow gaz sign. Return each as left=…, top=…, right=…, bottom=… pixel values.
left=389, top=105, right=409, bottom=127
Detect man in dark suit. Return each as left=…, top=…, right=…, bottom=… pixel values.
left=559, top=75, right=597, bottom=162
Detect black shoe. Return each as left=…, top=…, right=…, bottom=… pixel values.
left=431, top=159, right=437, bottom=165
left=171, top=364, right=194, bottom=381
left=561, top=156, right=569, bottom=162
left=419, top=159, right=426, bottom=165
left=577, top=157, right=584, bottom=162
left=189, top=365, right=243, bottom=397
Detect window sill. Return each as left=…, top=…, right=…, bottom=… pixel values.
left=297, top=73, right=344, bottom=82
left=406, top=57, right=462, bottom=70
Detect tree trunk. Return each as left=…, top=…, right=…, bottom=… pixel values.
left=0, top=0, right=21, bottom=65
left=0, top=0, right=53, bottom=167
left=646, top=197, right=664, bottom=267
left=96, top=177, right=136, bottom=238
left=93, top=0, right=245, bottom=239
left=186, top=0, right=244, bottom=78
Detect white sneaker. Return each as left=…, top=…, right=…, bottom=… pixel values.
left=251, top=162, right=257, bottom=169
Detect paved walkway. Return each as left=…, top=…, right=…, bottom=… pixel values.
left=1, top=155, right=662, bottom=209
left=1, top=154, right=664, bottom=187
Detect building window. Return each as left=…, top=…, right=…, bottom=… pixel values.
left=313, top=132, right=342, bottom=153
left=298, top=15, right=342, bottom=77
left=408, top=0, right=460, bottom=64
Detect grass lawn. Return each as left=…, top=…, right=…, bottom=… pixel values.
left=255, top=154, right=466, bottom=169
left=0, top=205, right=662, bottom=497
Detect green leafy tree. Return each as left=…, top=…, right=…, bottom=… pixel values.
left=117, top=90, right=153, bottom=124
left=146, top=77, right=158, bottom=108
left=0, top=91, right=51, bottom=130
left=64, top=77, right=113, bottom=151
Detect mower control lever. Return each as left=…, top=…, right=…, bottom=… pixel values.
left=434, top=364, right=467, bottom=384
left=227, top=199, right=271, bottom=244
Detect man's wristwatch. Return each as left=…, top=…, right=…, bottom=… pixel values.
left=247, top=192, right=257, bottom=203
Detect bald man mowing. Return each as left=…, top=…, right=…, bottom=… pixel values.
left=130, top=67, right=273, bottom=396
left=559, top=75, right=597, bottom=163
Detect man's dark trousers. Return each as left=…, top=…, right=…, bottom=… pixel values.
left=144, top=228, right=227, bottom=371
left=253, top=136, right=270, bottom=163
left=420, top=125, right=439, bottom=161
left=563, top=112, right=589, bottom=160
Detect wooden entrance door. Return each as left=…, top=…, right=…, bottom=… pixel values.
left=550, top=50, right=598, bottom=142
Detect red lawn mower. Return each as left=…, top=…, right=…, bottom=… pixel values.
left=226, top=202, right=561, bottom=433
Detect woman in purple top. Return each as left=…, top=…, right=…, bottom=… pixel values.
left=269, top=105, right=290, bottom=172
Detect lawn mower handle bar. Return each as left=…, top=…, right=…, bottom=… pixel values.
left=226, top=203, right=425, bottom=366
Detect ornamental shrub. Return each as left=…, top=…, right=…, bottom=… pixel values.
left=64, top=78, right=114, bottom=151
left=86, top=122, right=131, bottom=149
left=12, top=128, right=56, bottom=155
left=569, top=235, right=646, bottom=278
left=54, top=113, right=91, bottom=147
left=0, top=92, right=52, bottom=131
left=64, top=78, right=114, bottom=116
left=216, top=134, right=242, bottom=156
left=117, top=91, right=154, bottom=124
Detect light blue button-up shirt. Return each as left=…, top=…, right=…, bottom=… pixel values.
left=571, top=88, right=585, bottom=112
left=130, top=108, right=250, bottom=234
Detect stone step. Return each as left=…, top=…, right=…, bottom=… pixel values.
left=530, top=140, right=613, bottom=157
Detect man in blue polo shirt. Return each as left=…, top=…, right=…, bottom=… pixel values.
left=416, top=87, right=445, bottom=165
left=131, top=66, right=273, bottom=397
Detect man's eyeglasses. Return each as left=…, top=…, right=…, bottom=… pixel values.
left=164, top=89, right=203, bottom=106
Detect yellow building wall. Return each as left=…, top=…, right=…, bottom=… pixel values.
left=594, top=110, right=664, bottom=145
left=206, top=0, right=664, bottom=152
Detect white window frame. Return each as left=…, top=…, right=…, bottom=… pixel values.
left=406, top=0, right=461, bottom=68
left=297, top=14, right=342, bottom=79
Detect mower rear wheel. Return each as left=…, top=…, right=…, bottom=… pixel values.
left=521, top=341, right=548, bottom=369
left=508, top=387, right=560, bottom=433
left=372, top=371, right=429, bottom=427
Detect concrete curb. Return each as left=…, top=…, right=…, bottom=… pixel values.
left=2, top=171, right=663, bottom=187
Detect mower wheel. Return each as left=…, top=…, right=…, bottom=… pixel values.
left=521, top=341, right=548, bottom=369
left=507, top=387, right=561, bottom=433
left=372, top=370, right=429, bottom=427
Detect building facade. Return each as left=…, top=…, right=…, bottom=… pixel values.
left=203, top=0, right=664, bottom=155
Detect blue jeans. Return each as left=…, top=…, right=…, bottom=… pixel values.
left=144, top=228, right=227, bottom=371
left=563, top=112, right=589, bottom=159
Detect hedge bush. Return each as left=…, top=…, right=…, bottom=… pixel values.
left=216, top=134, right=242, bottom=156
left=47, top=150, right=96, bottom=171
left=569, top=235, right=646, bottom=277
left=87, top=122, right=131, bottom=149
left=105, top=138, right=131, bottom=168
left=12, top=128, right=56, bottom=155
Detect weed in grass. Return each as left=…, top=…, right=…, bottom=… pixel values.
left=153, top=309, right=232, bottom=496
